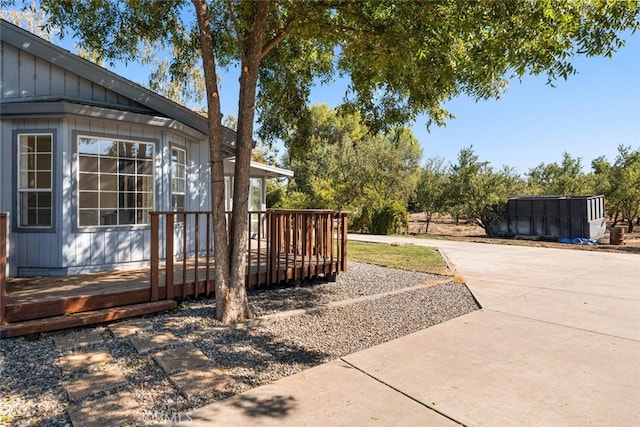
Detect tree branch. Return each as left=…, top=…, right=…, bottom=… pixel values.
left=224, top=0, right=245, bottom=54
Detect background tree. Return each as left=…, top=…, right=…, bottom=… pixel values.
left=415, top=157, right=449, bottom=234
left=526, top=152, right=590, bottom=195
left=446, top=147, right=525, bottom=235
left=283, top=104, right=422, bottom=233
left=607, top=146, right=640, bottom=232
left=34, top=0, right=640, bottom=322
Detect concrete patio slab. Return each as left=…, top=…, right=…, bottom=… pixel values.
left=494, top=287, right=640, bottom=341
left=186, top=359, right=457, bottom=426
left=344, top=309, right=640, bottom=426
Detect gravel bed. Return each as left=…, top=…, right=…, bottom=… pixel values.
left=0, top=262, right=478, bottom=426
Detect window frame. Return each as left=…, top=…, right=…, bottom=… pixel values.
left=14, top=131, right=55, bottom=231
left=74, top=132, right=156, bottom=229
left=170, top=146, right=187, bottom=213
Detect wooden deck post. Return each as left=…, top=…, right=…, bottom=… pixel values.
left=150, top=213, right=159, bottom=302
left=0, top=213, right=7, bottom=325
left=165, top=213, right=175, bottom=300
left=340, top=212, right=348, bottom=272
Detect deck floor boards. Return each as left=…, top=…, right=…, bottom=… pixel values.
left=3, top=252, right=338, bottom=331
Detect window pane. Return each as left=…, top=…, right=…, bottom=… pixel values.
left=37, top=209, right=52, bottom=226
left=27, top=172, right=36, bottom=188
left=137, top=209, right=150, bottom=224
left=100, top=209, right=118, bottom=225
left=119, top=192, right=136, bottom=208
left=100, top=192, right=117, bottom=209
left=79, top=156, right=98, bottom=172
left=100, top=157, right=117, bottom=173
left=36, top=154, right=51, bottom=170
left=137, top=192, right=153, bottom=209
left=79, top=192, right=98, bottom=209
left=100, top=140, right=117, bottom=156
left=119, top=158, right=136, bottom=174
left=139, top=144, right=153, bottom=158
left=36, top=172, right=51, bottom=189
left=37, top=135, right=52, bottom=152
left=172, top=194, right=185, bottom=211
left=119, top=141, right=136, bottom=159
left=78, top=138, right=102, bottom=155
left=79, top=210, right=99, bottom=226
left=137, top=160, right=152, bottom=175
left=19, top=172, right=30, bottom=189
left=118, top=209, right=135, bottom=225
left=79, top=173, right=98, bottom=190
left=100, top=174, right=117, bottom=191
left=19, top=135, right=34, bottom=153
left=38, top=192, right=51, bottom=208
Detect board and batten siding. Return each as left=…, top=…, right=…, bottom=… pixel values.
left=1, top=40, right=145, bottom=110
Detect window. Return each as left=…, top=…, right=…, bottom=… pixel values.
left=171, top=147, right=186, bottom=212
left=77, top=136, right=154, bottom=227
left=18, top=134, right=53, bottom=227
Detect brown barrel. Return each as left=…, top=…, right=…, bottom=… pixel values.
left=609, top=227, right=624, bottom=245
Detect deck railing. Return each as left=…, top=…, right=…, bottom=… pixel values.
left=149, top=210, right=348, bottom=302
left=1, top=213, right=8, bottom=325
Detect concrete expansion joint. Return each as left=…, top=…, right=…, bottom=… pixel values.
left=486, top=309, right=640, bottom=343
left=339, top=357, right=468, bottom=427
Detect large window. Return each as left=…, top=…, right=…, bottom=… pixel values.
left=77, top=136, right=154, bottom=227
left=171, top=147, right=186, bottom=212
left=18, top=134, right=52, bottom=227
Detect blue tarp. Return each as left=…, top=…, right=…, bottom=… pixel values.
left=558, top=237, right=598, bottom=245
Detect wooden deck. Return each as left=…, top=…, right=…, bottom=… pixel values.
left=0, top=210, right=348, bottom=338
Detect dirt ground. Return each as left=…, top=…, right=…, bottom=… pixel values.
left=408, top=213, right=640, bottom=255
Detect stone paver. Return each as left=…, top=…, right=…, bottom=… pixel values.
left=58, top=349, right=114, bottom=375
left=130, top=331, right=180, bottom=354
left=64, top=365, right=129, bottom=402
left=53, top=329, right=104, bottom=350
left=169, top=366, right=232, bottom=401
left=153, top=345, right=211, bottom=376
left=109, top=318, right=154, bottom=339
left=67, top=390, right=140, bottom=427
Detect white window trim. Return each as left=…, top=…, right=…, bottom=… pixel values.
left=76, top=134, right=156, bottom=228
left=17, top=132, right=53, bottom=229
left=171, top=146, right=187, bottom=212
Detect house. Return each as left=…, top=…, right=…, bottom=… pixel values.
left=0, top=19, right=293, bottom=277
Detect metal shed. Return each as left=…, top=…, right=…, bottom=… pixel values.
left=490, top=195, right=606, bottom=240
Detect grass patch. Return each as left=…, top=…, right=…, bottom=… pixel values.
left=348, top=241, right=450, bottom=275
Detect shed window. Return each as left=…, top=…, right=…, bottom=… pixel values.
left=77, top=136, right=154, bottom=226
left=18, top=134, right=53, bottom=227
left=171, top=147, right=186, bottom=212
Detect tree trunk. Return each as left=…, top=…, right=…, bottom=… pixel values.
left=224, top=1, right=269, bottom=323
left=193, top=0, right=234, bottom=322
left=194, top=0, right=270, bottom=324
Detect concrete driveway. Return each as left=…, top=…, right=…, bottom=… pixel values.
left=185, top=235, right=640, bottom=426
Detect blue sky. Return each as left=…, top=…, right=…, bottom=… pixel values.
left=54, top=27, right=639, bottom=175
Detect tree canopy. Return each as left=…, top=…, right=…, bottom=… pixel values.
left=20, top=0, right=640, bottom=322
